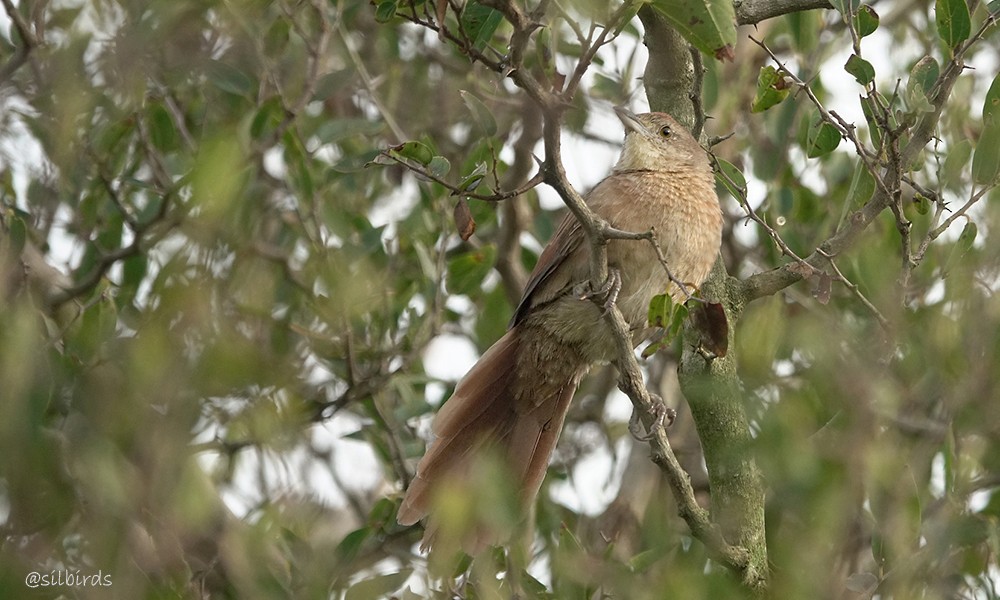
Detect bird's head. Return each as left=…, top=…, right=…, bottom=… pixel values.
left=612, top=107, right=709, bottom=173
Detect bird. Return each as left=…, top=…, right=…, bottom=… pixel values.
left=397, top=107, right=723, bottom=551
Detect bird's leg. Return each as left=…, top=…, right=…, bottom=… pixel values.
left=628, top=393, right=677, bottom=441
left=577, top=267, right=623, bottom=315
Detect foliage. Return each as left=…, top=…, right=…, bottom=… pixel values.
left=0, top=0, right=999, bottom=598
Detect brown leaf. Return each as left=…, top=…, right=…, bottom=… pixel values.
left=435, top=0, right=448, bottom=41
left=453, top=198, right=476, bottom=241
left=694, top=302, right=729, bottom=358
left=714, top=44, right=736, bottom=62
left=551, top=69, right=566, bottom=92
left=812, top=272, right=833, bottom=305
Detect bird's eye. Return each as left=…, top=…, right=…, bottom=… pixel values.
left=659, top=126, right=671, bottom=138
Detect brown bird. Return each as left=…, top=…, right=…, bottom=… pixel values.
left=397, top=108, right=723, bottom=550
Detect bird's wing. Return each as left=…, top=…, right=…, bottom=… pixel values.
left=508, top=210, right=586, bottom=328
left=509, top=175, right=637, bottom=328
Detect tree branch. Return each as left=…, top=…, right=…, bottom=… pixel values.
left=735, top=0, right=833, bottom=26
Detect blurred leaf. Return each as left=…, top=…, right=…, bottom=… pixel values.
left=7, top=215, right=27, bottom=253
left=315, top=118, right=383, bottom=144
left=942, top=221, right=978, bottom=276
left=205, top=59, right=255, bottom=97
left=942, top=139, right=972, bottom=191
left=829, top=0, right=860, bottom=15
left=751, top=66, right=790, bottom=113
left=447, top=245, right=496, bottom=295
left=374, top=0, right=397, bottom=23
left=972, top=121, right=1000, bottom=184
left=427, top=155, right=451, bottom=178
left=846, top=571, right=879, bottom=593
left=345, top=569, right=412, bottom=600
left=629, top=546, right=668, bottom=573
left=460, top=90, right=498, bottom=136
left=264, top=18, right=290, bottom=56
left=982, top=72, right=1000, bottom=125
left=845, top=54, right=875, bottom=86
left=935, top=0, right=971, bottom=49
left=250, top=96, right=285, bottom=140
left=971, top=73, right=1000, bottom=183
left=648, top=0, right=737, bottom=61
left=335, top=527, right=371, bottom=563
left=147, top=102, right=178, bottom=152
left=313, top=69, right=355, bottom=101
left=856, top=5, right=879, bottom=37
left=460, top=2, right=503, bottom=51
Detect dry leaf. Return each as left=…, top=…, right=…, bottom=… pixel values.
left=453, top=198, right=476, bottom=241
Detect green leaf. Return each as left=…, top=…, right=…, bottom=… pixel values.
left=147, top=102, right=177, bottom=152
left=121, top=254, right=148, bottom=294
left=829, top=0, right=860, bottom=16
left=989, top=0, right=1000, bottom=15
left=264, top=18, right=290, bottom=57
left=942, top=138, right=972, bottom=191
left=972, top=74, right=1000, bottom=183
left=751, top=66, right=790, bottom=112
left=943, top=221, right=977, bottom=275
left=459, top=90, right=498, bottom=136
left=647, top=294, right=688, bottom=337
left=629, top=547, right=668, bottom=573
left=648, top=0, right=737, bottom=61
left=935, top=0, right=971, bottom=49
left=805, top=117, right=841, bottom=158
left=206, top=59, right=255, bottom=97
left=7, top=215, right=26, bottom=253
left=458, top=162, right=488, bottom=192
left=856, top=5, right=879, bottom=37
left=447, top=245, right=496, bottom=295
left=846, top=161, right=876, bottom=208
left=906, top=56, right=941, bottom=95
left=982, top=71, right=1000, bottom=126
left=390, top=140, right=434, bottom=165
left=904, top=56, right=940, bottom=114
left=845, top=54, right=876, bottom=86
left=345, top=570, right=413, bottom=600
left=313, top=70, right=355, bottom=102
left=315, top=118, right=383, bottom=144
left=374, top=0, right=397, bottom=23
left=335, top=527, right=371, bottom=563
left=715, top=157, right=747, bottom=200
left=427, top=155, right=451, bottom=178
left=460, top=2, right=503, bottom=51
left=972, top=120, right=1000, bottom=184
left=250, top=97, right=285, bottom=140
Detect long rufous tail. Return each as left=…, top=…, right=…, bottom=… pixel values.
left=397, top=325, right=581, bottom=550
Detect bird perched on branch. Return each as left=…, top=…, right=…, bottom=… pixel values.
left=397, top=107, right=723, bottom=551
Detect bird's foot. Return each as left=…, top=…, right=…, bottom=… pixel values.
left=579, top=268, right=622, bottom=315
left=628, top=394, right=676, bottom=442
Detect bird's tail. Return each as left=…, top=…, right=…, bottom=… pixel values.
left=397, top=325, right=581, bottom=550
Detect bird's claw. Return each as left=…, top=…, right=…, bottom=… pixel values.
left=628, top=394, right=676, bottom=442
left=579, top=268, right=623, bottom=316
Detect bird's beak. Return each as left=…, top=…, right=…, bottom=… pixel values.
left=614, top=106, right=646, bottom=136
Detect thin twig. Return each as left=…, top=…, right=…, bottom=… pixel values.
left=817, top=248, right=890, bottom=330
